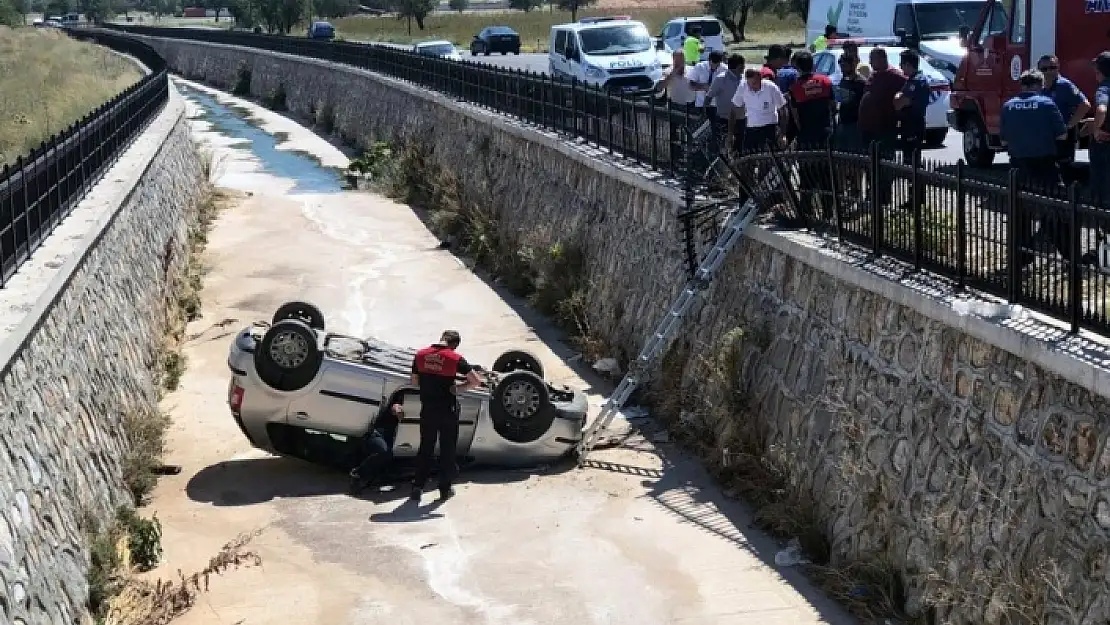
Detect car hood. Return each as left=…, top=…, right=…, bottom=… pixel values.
left=920, top=39, right=966, bottom=79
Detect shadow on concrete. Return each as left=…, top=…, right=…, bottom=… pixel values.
left=185, top=454, right=569, bottom=507
left=368, top=497, right=447, bottom=523
left=580, top=428, right=859, bottom=625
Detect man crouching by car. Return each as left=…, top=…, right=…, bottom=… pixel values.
left=410, top=330, right=482, bottom=502
left=349, top=399, right=405, bottom=495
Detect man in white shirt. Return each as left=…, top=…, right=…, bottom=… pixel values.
left=689, top=50, right=725, bottom=116
left=729, top=67, right=787, bottom=153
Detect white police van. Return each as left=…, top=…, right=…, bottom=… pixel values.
left=548, top=17, right=666, bottom=94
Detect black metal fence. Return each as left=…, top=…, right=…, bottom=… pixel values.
left=682, top=142, right=1110, bottom=337
left=99, top=23, right=705, bottom=177
left=0, top=30, right=168, bottom=287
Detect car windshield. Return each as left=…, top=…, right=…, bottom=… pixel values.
left=684, top=19, right=721, bottom=36
left=420, top=44, right=456, bottom=55
left=578, top=24, right=652, bottom=56
left=913, top=1, right=991, bottom=39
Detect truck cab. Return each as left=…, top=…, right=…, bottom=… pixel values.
left=948, top=0, right=1110, bottom=167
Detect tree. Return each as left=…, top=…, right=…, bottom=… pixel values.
left=0, top=0, right=22, bottom=25
left=314, top=0, right=357, bottom=18
left=78, top=0, right=112, bottom=22
left=704, top=0, right=774, bottom=42
left=554, top=0, right=593, bottom=22
left=391, top=0, right=434, bottom=31
left=447, top=0, right=465, bottom=13
left=44, top=0, right=70, bottom=15
left=507, top=0, right=540, bottom=12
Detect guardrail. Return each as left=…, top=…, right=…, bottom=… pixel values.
left=96, top=24, right=1110, bottom=338
left=0, top=29, right=169, bottom=288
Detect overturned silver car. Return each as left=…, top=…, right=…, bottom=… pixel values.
left=225, top=302, right=588, bottom=470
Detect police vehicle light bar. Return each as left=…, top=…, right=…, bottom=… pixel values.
left=579, top=16, right=631, bottom=23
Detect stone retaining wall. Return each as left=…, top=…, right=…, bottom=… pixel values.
left=135, top=36, right=1110, bottom=624
left=0, top=91, right=203, bottom=624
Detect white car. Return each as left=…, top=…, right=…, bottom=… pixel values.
left=413, top=40, right=463, bottom=61
left=657, top=16, right=726, bottom=62
left=813, top=44, right=952, bottom=146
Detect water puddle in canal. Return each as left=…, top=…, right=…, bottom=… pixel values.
left=177, top=83, right=344, bottom=195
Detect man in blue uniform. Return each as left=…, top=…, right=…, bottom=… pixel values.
left=1037, top=54, right=1090, bottom=178
left=1090, top=52, right=1110, bottom=207
left=892, top=49, right=930, bottom=210
left=1001, top=69, right=1069, bottom=270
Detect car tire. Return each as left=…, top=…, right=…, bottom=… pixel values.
left=272, top=301, right=326, bottom=330
left=925, top=128, right=948, bottom=147
left=254, top=319, right=323, bottom=392
left=962, top=113, right=996, bottom=168
left=484, top=50, right=491, bottom=56
left=491, top=350, right=545, bottom=379
left=489, top=371, right=555, bottom=444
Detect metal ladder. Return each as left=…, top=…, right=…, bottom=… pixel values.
left=575, top=196, right=761, bottom=466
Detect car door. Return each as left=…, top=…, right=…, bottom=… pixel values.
left=390, top=390, right=481, bottom=459
left=286, top=358, right=387, bottom=438
left=964, top=0, right=1014, bottom=132
left=664, top=22, right=683, bottom=53
left=474, top=27, right=487, bottom=52
left=550, top=29, right=568, bottom=78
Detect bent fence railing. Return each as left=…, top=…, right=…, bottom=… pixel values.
left=97, top=24, right=1110, bottom=338
left=681, top=142, right=1110, bottom=337
left=0, top=30, right=168, bottom=288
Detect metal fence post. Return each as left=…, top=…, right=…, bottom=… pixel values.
left=870, top=140, right=881, bottom=256
left=913, top=151, right=923, bottom=270
left=1069, top=183, right=1081, bottom=333
left=1007, top=168, right=1020, bottom=302
left=955, top=160, right=967, bottom=290
left=827, top=140, right=843, bottom=242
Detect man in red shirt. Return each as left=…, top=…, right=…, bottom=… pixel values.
left=409, top=330, right=483, bottom=501
left=788, top=50, right=837, bottom=226
left=857, top=47, right=906, bottom=206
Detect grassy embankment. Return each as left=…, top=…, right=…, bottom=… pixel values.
left=0, top=26, right=143, bottom=168
left=333, top=7, right=803, bottom=51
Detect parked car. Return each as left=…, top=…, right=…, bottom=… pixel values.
left=470, top=26, right=521, bottom=56
left=307, top=21, right=336, bottom=40
left=413, top=39, right=463, bottom=61
left=226, top=302, right=589, bottom=472
left=814, top=41, right=952, bottom=146
left=549, top=18, right=663, bottom=95
left=657, top=16, right=725, bottom=62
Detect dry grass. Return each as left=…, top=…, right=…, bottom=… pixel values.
left=334, top=7, right=802, bottom=50
left=0, top=26, right=143, bottom=167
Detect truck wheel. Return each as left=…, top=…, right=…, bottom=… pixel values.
left=272, top=301, right=325, bottom=331
left=962, top=115, right=996, bottom=168
left=490, top=371, right=555, bottom=444
left=254, top=319, right=322, bottom=392
left=491, top=350, right=545, bottom=379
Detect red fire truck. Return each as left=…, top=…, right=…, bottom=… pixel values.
left=947, top=0, right=1110, bottom=167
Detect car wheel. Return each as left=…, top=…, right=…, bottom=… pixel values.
left=925, top=128, right=948, bottom=147
left=272, top=301, right=326, bottom=330
left=254, top=319, right=323, bottom=392
left=490, top=371, right=555, bottom=444
left=484, top=50, right=491, bottom=56
left=962, top=114, right=995, bottom=168
left=491, top=350, right=545, bottom=379
left=501, top=50, right=507, bottom=55
left=513, top=49, right=520, bottom=55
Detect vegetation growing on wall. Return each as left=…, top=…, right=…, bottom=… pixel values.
left=348, top=136, right=605, bottom=358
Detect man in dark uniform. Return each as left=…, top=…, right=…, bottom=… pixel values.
left=1000, top=69, right=1069, bottom=270
left=1090, top=52, right=1110, bottom=207
left=1037, top=55, right=1090, bottom=180
left=409, top=330, right=483, bottom=501
left=892, top=49, right=930, bottom=211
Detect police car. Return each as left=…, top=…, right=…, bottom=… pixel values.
left=813, top=39, right=953, bottom=146
left=225, top=302, right=589, bottom=473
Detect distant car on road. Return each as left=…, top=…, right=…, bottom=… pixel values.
left=470, top=25, right=521, bottom=56
left=413, top=39, right=463, bottom=61
left=226, top=302, right=589, bottom=471
left=814, top=41, right=952, bottom=146
left=307, top=21, right=336, bottom=40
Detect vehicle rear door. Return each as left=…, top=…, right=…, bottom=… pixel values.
left=391, top=390, right=481, bottom=459
left=963, top=0, right=1018, bottom=134
left=287, top=357, right=387, bottom=438
left=693, top=18, right=725, bottom=53
left=663, top=21, right=684, bottom=53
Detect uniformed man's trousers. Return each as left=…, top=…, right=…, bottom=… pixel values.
left=413, top=404, right=460, bottom=493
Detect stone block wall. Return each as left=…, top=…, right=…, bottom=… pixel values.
left=0, top=100, right=203, bottom=624
left=135, top=37, right=1110, bottom=623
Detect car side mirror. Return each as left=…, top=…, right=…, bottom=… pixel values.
left=990, top=35, right=1006, bottom=53
left=958, top=25, right=970, bottom=46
